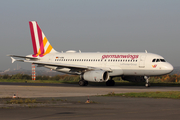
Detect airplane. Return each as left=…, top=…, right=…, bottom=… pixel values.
left=8, top=21, right=173, bottom=87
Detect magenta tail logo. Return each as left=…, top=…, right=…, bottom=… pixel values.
left=29, top=21, right=53, bottom=57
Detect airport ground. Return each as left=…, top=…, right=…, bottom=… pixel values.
left=0, top=83, right=180, bottom=120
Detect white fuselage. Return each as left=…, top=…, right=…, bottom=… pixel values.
left=9, top=21, right=174, bottom=86
left=35, top=51, right=173, bottom=77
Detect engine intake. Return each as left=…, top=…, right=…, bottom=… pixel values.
left=83, top=70, right=109, bottom=82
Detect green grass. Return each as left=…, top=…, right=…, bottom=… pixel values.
left=103, top=91, right=180, bottom=99
left=6, top=99, right=37, bottom=104
left=0, top=79, right=78, bottom=84
left=0, top=79, right=180, bottom=86
left=89, top=81, right=180, bottom=87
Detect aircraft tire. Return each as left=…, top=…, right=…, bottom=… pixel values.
left=145, top=83, right=150, bottom=87
left=84, top=81, right=88, bottom=86
left=79, top=80, right=85, bottom=86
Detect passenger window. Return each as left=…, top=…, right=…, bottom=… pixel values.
left=152, top=59, right=156, bottom=62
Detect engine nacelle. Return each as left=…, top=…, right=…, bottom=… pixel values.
left=121, top=76, right=145, bottom=82
left=83, top=70, right=109, bottom=82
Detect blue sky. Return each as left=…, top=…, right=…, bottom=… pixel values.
left=0, top=0, right=180, bottom=70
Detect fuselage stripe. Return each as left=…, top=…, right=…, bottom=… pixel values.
left=45, top=45, right=53, bottom=54
left=29, top=22, right=37, bottom=55
left=37, top=23, right=44, bottom=55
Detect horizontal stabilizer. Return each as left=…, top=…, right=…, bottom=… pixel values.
left=10, top=57, right=24, bottom=63
left=7, top=55, right=39, bottom=60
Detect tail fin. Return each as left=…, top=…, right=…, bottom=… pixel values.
left=29, top=21, right=56, bottom=57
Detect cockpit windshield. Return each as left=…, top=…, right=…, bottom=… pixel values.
left=160, top=59, right=166, bottom=62
left=156, top=59, right=160, bottom=62
left=152, top=59, right=166, bottom=62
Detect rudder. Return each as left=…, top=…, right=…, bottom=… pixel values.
left=29, top=21, right=56, bottom=57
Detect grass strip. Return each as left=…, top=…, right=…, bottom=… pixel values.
left=6, top=99, right=37, bottom=104
left=0, top=79, right=180, bottom=86
left=103, top=91, right=180, bottom=99
left=0, top=79, right=78, bottom=84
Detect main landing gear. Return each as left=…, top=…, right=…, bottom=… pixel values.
left=78, top=80, right=88, bottom=86
left=144, top=76, right=150, bottom=87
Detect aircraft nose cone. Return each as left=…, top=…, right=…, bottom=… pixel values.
left=164, top=63, right=174, bottom=73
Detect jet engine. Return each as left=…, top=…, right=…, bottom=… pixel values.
left=83, top=70, right=109, bottom=82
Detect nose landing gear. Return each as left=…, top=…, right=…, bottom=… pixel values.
left=144, top=76, right=150, bottom=87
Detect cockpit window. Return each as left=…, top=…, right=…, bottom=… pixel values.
left=160, top=59, right=166, bottom=62
left=156, top=59, right=160, bottom=62
left=152, top=59, right=156, bottom=62
left=152, top=58, right=166, bottom=62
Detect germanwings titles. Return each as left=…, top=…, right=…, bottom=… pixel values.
left=8, top=21, right=173, bottom=87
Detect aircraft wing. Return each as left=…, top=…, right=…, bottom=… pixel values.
left=8, top=55, right=112, bottom=73
left=24, top=60, right=112, bottom=72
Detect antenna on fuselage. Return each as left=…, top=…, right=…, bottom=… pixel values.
left=145, top=50, right=148, bottom=53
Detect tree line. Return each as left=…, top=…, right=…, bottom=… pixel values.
left=0, top=74, right=79, bottom=81
left=0, top=74, right=180, bottom=83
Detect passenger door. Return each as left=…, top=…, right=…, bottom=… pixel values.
left=139, top=55, right=146, bottom=68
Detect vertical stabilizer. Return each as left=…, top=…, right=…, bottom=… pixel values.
left=29, top=21, right=56, bottom=57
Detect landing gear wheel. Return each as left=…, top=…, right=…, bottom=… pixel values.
left=84, top=81, right=88, bottom=86
left=106, top=80, right=115, bottom=86
left=145, top=83, right=150, bottom=87
left=78, top=80, right=88, bottom=86
left=79, top=80, right=85, bottom=86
